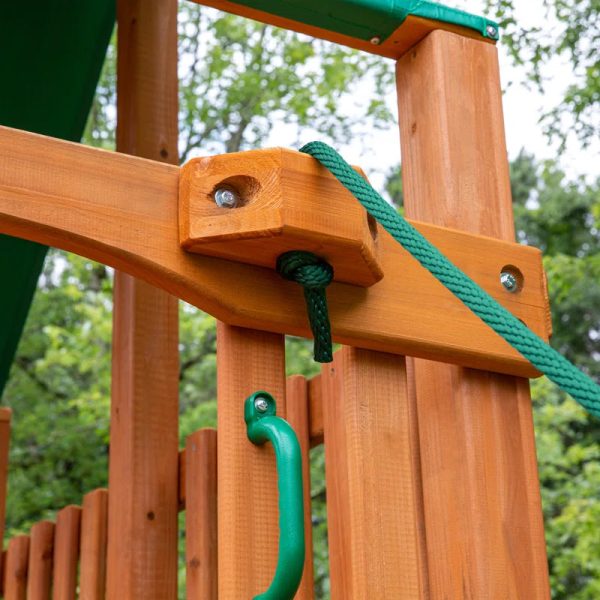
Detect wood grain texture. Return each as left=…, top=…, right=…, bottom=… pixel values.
left=322, top=348, right=427, bottom=599
left=4, top=536, right=29, bottom=600
left=53, top=505, right=81, bottom=600
left=0, top=126, right=550, bottom=378
left=216, top=324, right=285, bottom=598
left=397, top=30, right=550, bottom=598
left=0, top=408, right=11, bottom=550
left=180, top=149, right=382, bottom=287
left=185, top=428, right=218, bottom=600
left=80, top=489, right=108, bottom=600
left=191, top=1, right=494, bottom=59
left=26, top=521, right=54, bottom=600
left=106, top=1, right=180, bottom=599
left=285, top=376, right=315, bottom=599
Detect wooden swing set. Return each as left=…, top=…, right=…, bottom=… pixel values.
left=0, top=0, right=553, bottom=598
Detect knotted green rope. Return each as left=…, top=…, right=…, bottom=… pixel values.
left=277, top=251, right=334, bottom=363
left=300, top=141, right=600, bottom=418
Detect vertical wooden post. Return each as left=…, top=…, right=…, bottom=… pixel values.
left=216, top=324, right=286, bottom=598
left=106, top=1, right=180, bottom=599
left=4, top=536, right=29, bottom=600
left=396, top=30, right=550, bottom=598
left=185, top=428, right=218, bottom=600
left=53, top=505, right=81, bottom=600
left=285, top=375, right=315, bottom=600
left=322, top=348, right=427, bottom=599
left=80, top=489, right=108, bottom=599
left=27, top=521, right=54, bottom=600
left=0, top=408, right=11, bottom=551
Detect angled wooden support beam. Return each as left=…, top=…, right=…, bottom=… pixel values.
left=0, top=124, right=550, bottom=377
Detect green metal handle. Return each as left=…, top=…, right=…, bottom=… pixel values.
left=244, top=391, right=305, bottom=600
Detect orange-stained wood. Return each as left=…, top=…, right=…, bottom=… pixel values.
left=191, top=1, right=494, bottom=59
left=0, top=126, right=550, bottom=378
left=216, top=324, right=285, bottom=598
left=285, top=376, right=314, bottom=599
left=4, top=536, right=29, bottom=600
left=322, top=348, right=427, bottom=599
left=26, top=521, right=54, bottom=600
left=397, top=30, right=550, bottom=598
left=308, top=375, right=324, bottom=447
left=185, top=428, right=218, bottom=600
left=0, top=408, right=11, bottom=549
left=53, top=506, right=81, bottom=600
left=80, top=489, right=108, bottom=600
left=106, top=1, right=180, bottom=599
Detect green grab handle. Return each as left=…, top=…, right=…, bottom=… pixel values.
left=244, top=391, right=305, bottom=600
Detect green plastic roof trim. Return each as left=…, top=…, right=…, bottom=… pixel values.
left=227, top=0, right=499, bottom=42
left=0, top=2, right=115, bottom=397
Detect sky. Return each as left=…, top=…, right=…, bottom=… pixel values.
left=267, top=1, right=598, bottom=191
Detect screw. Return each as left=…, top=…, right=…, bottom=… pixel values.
left=486, top=25, right=498, bottom=38
left=214, top=187, right=240, bottom=209
left=500, top=271, right=519, bottom=293
left=370, top=36, right=381, bottom=45
left=254, top=396, right=269, bottom=413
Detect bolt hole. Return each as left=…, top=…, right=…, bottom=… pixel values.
left=367, top=214, right=378, bottom=242
left=146, top=511, right=155, bottom=521
left=210, top=175, right=261, bottom=209
left=500, top=265, right=524, bottom=293
left=160, top=147, right=169, bottom=159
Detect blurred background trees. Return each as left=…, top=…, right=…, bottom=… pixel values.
left=2, top=1, right=598, bottom=597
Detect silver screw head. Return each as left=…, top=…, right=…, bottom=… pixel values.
left=214, top=187, right=240, bottom=209
left=486, top=25, right=498, bottom=38
left=500, top=271, right=518, bottom=292
left=370, top=36, right=381, bottom=45
left=254, top=396, right=269, bottom=413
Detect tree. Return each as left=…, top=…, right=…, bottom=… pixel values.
left=483, top=0, right=599, bottom=150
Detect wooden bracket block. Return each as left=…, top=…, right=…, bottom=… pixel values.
left=180, top=149, right=383, bottom=287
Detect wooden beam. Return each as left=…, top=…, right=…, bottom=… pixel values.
left=0, top=125, right=550, bottom=378
left=185, top=428, right=218, bottom=600
left=322, top=348, right=427, bottom=598
left=190, top=1, right=494, bottom=60
left=27, top=521, right=54, bottom=600
left=105, top=1, right=180, bottom=599
left=396, top=30, right=550, bottom=598
left=216, top=324, right=286, bottom=597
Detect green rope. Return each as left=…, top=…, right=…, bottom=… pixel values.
left=299, top=141, right=600, bottom=418
left=277, top=251, right=334, bottom=363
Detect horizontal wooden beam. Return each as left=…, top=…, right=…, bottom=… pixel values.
left=0, top=125, right=550, bottom=377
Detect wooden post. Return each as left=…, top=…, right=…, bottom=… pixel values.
left=27, top=521, right=54, bottom=600
left=185, top=429, right=218, bottom=600
left=53, top=505, right=81, bottom=600
left=216, top=324, right=286, bottom=598
left=106, top=1, right=179, bottom=598
left=4, top=536, right=29, bottom=600
left=80, top=489, right=108, bottom=599
left=396, top=30, right=550, bottom=598
left=322, top=348, right=428, bottom=599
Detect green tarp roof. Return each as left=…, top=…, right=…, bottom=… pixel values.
left=0, top=2, right=114, bottom=396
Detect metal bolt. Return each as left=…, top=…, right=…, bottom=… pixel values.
left=370, top=36, right=381, bottom=45
left=500, top=271, right=519, bottom=293
left=214, top=187, right=240, bottom=209
left=486, top=25, right=498, bottom=38
left=254, top=396, right=269, bottom=413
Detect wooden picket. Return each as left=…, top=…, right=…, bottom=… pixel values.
left=26, top=521, right=54, bottom=599
left=79, top=489, right=108, bottom=599
left=4, top=535, right=29, bottom=600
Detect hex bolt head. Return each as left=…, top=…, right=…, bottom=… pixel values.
left=370, top=36, right=381, bottom=45
left=486, top=25, right=498, bottom=38
left=214, top=187, right=240, bottom=209
left=500, top=271, right=519, bottom=293
left=254, top=396, right=269, bottom=413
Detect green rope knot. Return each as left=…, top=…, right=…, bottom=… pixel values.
left=276, top=251, right=334, bottom=363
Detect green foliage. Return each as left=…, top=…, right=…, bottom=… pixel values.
left=483, top=0, right=599, bottom=149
